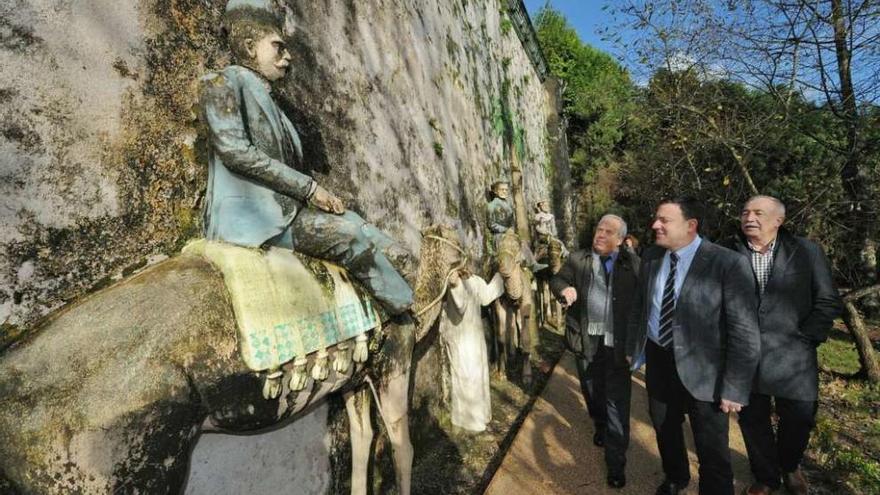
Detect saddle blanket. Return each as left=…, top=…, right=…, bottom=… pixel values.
left=183, top=239, right=382, bottom=371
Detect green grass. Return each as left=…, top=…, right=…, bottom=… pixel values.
left=818, top=330, right=862, bottom=375
left=811, top=325, right=880, bottom=494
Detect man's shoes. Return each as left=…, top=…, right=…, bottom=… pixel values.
left=655, top=479, right=688, bottom=495
left=742, top=482, right=772, bottom=495
left=783, top=468, right=808, bottom=495
left=592, top=427, right=606, bottom=447
left=606, top=472, right=626, bottom=489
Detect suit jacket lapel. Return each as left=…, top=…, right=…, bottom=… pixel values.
left=241, top=72, right=288, bottom=161
left=766, top=232, right=796, bottom=293
left=678, top=242, right=712, bottom=303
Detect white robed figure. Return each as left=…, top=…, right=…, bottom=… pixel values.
left=440, top=270, right=505, bottom=432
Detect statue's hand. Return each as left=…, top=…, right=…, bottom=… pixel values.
left=311, top=185, right=345, bottom=214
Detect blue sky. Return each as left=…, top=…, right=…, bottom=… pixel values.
left=523, top=1, right=616, bottom=56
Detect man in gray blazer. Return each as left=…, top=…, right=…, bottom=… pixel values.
left=551, top=214, right=639, bottom=489
left=626, top=197, right=761, bottom=495
left=198, top=0, right=413, bottom=315
left=728, top=196, right=842, bottom=495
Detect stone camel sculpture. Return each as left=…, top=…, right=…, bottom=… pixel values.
left=491, top=229, right=534, bottom=386
left=0, top=227, right=461, bottom=495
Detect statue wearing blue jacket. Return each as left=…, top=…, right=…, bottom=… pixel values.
left=199, top=2, right=413, bottom=315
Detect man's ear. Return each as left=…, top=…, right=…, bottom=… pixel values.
left=244, top=38, right=256, bottom=59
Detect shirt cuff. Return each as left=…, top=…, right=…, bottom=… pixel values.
left=305, top=180, right=318, bottom=201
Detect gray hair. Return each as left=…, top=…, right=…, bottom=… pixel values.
left=746, top=195, right=786, bottom=217
left=599, top=214, right=628, bottom=239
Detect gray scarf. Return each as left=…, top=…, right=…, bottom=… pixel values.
left=586, top=253, right=613, bottom=345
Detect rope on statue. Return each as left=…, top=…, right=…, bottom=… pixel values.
left=415, top=235, right=469, bottom=318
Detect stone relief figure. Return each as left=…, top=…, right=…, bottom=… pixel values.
left=486, top=179, right=516, bottom=251
left=200, top=0, right=413, bottom=316
left=486, top=179, right=545, bottom=272
left=531, top=199, right=568, bottom=266
left=491, top=229, right=535, bottom=386
left=533, top=199, right=557, bottom=238
left=442, top=260, right=505, bottom=432
left=531, top=200, right=567, bottom=329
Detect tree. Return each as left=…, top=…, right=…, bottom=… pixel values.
left=609, top=0, right=880, bottom=380
left=534, top=6, right=635, bottom=235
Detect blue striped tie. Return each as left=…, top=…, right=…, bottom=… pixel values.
left=657, top=252, right=679, bottom=349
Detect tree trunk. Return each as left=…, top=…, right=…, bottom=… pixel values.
left=509, top=149, right=532, bottom=245
left=842, top=285, right=880, bottom=382
left=830, top=0, right=876, bottom=285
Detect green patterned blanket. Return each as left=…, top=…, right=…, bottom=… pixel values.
left=183, top=239, right=381, bottom=372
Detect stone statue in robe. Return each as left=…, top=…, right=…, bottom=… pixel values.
left=440, top=269, right=504, bottom=431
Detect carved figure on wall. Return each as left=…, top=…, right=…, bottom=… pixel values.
left=486, top=180, right=546, bottom=273
left=533, top=199, right=557, bottom=239
left=531, top=200, right=567, bottom=328
left=486, top=179, right=515, bottom=248
left=200, top=0, right=413, bottom=317
left=440, top=244, right=505, bottom=432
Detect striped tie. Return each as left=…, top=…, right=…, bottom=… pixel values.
left=657, top=252, right=679, bottom=349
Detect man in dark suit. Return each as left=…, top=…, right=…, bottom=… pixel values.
left=728, top=196, right=842, bottom=495
left=551, top=214, right=640, bottom=489
left=626, top=197, right=761, bottom=495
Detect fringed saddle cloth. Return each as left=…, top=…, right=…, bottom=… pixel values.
left=183, top=239, right=383, bottom=398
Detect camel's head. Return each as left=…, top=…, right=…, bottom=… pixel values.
left=413, top=224, right=465, bottom=339
left=495, top=229, right=524, bottom=301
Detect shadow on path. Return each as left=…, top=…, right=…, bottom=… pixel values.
left=485, top=352, right=753, bottom=494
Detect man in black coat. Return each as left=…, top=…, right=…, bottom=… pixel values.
left=626, top=197, right=761, bottom=495
left=550, top=214, right=639, bottom=489
left=728, top=196, right=842, bottom=495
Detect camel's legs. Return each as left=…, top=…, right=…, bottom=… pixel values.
left=493, top=300, right=508, bottom=378
left=540, top=280, right=552, bottom=326
left=344, top=387, right=374, bottom=495
left=376, top=370, right=413, bottom=495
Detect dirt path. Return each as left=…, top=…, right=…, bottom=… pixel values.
left=484, top=352, right=753, bottom=494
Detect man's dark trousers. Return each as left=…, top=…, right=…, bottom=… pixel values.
left=738, top=394, right=817, bottom=488
left=646, top=340, right=734, bottom=495
left=575, top=341, right=631, bottom=475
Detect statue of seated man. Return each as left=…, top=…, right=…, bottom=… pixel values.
left=532, top=199, right=567, bottom=260
left=487, top=179, right=515, bottom=247
left=485, top=179, right=546, bottom=272
left=533, top=200, right=557, bottom=239
left=198, top=0, right=412, bottom=315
